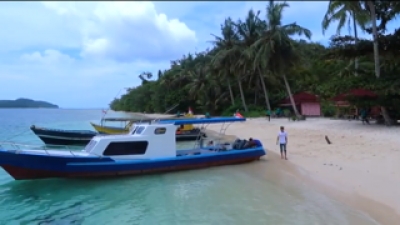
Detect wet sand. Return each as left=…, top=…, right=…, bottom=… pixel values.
left=205, top=118, right=400, bottom=225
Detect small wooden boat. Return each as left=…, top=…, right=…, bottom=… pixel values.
left=89, top=117, right=135, bottom=135
left=90, top=116, right=206, bottom=141
left=1, top=117, right=266, bottom=180
left=30, top=125, right=97, bottom=146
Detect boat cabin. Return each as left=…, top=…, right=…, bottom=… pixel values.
left=84, top=117, right=248, bottom=160
left=85, top=123, right=178, bottom=159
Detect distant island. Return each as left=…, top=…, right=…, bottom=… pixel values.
left=0, top=98, right=59, bottom=108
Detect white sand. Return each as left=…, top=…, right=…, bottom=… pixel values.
left=204, top=117, right=400, bottom=221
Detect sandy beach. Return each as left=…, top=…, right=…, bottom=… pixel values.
left=202, top=117, right=400, bottom=224
left=139, top=113, right=400, bottom=224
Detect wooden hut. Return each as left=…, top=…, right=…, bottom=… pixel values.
left=332, top=89, right=377, bottom=102
left=331, top=89, right=380, bottom=118
left=280, top=92, right=321, bottom=116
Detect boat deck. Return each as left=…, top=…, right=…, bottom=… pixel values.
left=177, top=148, right=223, bottom=156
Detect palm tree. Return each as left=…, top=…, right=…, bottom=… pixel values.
left=209, top=46, right=235, bottom=106
left=211, top=18, right=249, bottom=111
left=364, top=1, right=380, bottom=78
left=138, top=72, right=153, bottom=84
left=253, top=0, right=312, bottom=118
left=322, top=1, right=369, bottom=76
left=236, top=9, right=272, bottom=112
left=364, top=1, right=391, bottom=125
left=185, top=55, right=227, bottom=113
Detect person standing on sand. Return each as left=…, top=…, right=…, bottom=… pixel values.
left=360, top=108, right=370, bottom=125
left=266, top=109, right=271, bottom=121
left=276, top=126, right=288, bottom=160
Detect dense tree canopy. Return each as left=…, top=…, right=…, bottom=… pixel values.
left=110, top=0, right=400, bottom=121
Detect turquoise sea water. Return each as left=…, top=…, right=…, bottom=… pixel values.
left=0, top=109, right=379, bottom=225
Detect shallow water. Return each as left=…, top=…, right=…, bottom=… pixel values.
left=0, top=109, right=378, bottom=225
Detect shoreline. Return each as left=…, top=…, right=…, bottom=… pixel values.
left=261, top=150, right=398, bottom=224
left=128, top=111, right=400, bottom=223
left=204, top=118, right=400, bottom=224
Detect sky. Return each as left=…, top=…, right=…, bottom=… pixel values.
left=0, top=1, right=398, bottom=109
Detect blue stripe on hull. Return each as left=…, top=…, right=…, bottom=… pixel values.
left=0, top=148, right=266, bottom=180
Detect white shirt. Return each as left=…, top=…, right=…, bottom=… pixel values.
left=278, top=131, right=287, bottom=144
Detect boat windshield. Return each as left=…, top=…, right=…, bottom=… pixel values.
left=133, top=126, right=145, bottom=135
left=129, top=125, right=137, bottom=134
left=84, top=140, right=97, bottom=153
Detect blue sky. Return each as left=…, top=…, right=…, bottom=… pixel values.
left=0, top=1, right=398, bottom=108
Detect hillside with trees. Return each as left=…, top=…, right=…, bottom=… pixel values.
left=0, top=98, right=59, bottom=108
left=110, top=1, right=400, bottom=125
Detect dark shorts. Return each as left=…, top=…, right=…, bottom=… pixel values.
left=280, top=144, right=287, bottom=152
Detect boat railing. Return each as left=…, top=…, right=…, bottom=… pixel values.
left=219, top=122, right=233, bottom=136
left=217, top=122, right=233, bottom=145
left=0, top=141, right=86, bottom=157
left=197, top=121, right=234, bottom=148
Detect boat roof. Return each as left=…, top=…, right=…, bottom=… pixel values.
left=102, top=117, right=151, bottom=122
left=157, top=117, right=245, bottom=125
left=102, top=116, right=178, bottom=122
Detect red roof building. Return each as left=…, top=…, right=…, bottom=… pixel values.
left=331, top=89, right=380, bottom=117
left=332, top=89, right=377, bottom=102
left=280, top=92, right=321, bottom=116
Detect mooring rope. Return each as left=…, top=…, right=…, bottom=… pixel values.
left=3, top=120, right=37, bottom=142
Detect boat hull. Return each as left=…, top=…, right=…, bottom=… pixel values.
left=0, top=148, right=266, bottom=180
left=37, top=136, right=93, bottom=146
left=30, top=126, right=97, bottom=146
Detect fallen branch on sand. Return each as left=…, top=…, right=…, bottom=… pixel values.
left=325, top=135, right=332, bottom=144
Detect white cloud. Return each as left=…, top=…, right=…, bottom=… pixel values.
left=42, top=2, right=197, bottom=62
left=0, top=2, right=80, bottom=53
left=20, top=50, right=75, bottom=64
left=0, top=2, right=198, bottom=107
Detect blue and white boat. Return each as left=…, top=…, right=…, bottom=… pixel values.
left=0, top=117, right=266, bottom=180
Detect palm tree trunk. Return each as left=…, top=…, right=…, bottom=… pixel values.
left=254, top=90, right=257, bottom=104
left=353, top=12, right=359, bottom=76
left=237, top=77, right=248, bottom=112
left=282, top=73, right=301, bottom=118
left=368, top=1, right=392, bottom=126
left=368, top=1, right=380, bottom=78
left=258, top=69, right=272, bottom=112
left=227, top=81, right=235, bottom=106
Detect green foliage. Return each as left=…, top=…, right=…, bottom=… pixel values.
left=283, top=109, right=291, bottom=117
left=110, top=1, right=400, bottom=120
left=243, top=110, right=266, bottom=118
left=321, top=101, right=336, bottom=117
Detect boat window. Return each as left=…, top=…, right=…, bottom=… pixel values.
left=84, top=140, right=97, bottom=153
left=103, top=141, right=148, bottom=156
left=129, top=125, right=137, bottom=134
left=134, top=126, right=145, bottom=134
left=154, top=127, right=166, bottom=135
